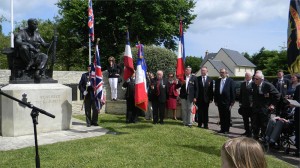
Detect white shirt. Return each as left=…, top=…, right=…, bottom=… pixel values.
left=186, top=75, right=191, bottom=91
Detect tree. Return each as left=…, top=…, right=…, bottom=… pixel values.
left=0, top=16, right=9, bottom=69
left=122, top=45, right=177, bottom=76
left=56, top=0, right=196, bottom=70
left=184, top=56, right=202, bottom=73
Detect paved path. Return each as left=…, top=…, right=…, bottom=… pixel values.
left=0, top=118, right=108, bottom=151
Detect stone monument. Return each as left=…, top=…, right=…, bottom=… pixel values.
left=0, top=18, right=72, bottom=137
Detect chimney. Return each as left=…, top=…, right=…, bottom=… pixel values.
left=205, top=50, right=209, bottom=57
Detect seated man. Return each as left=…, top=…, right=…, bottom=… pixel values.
left=14, top=18, right=49, bottom=79
left=264, top=107, right=295, bottom=148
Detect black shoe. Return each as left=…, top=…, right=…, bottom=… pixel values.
left=87, top=124, right=91, bottom=127
left=92, top=123, right=99, bottom=126
left=218, top=130, right=225, bottom=133
left=160, top=122, right=164, bottom=125
left=188, top=125, right=192, bottom=128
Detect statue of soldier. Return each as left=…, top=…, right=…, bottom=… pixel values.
left=14, top=18, right=49, bottom=79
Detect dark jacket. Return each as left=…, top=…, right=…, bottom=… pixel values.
left=272, top=78, right=290, bottom=97
left=196, top=76, right=213, bottom=103
left=239, top=81, right=254, bottom=108
left=214, top=77, right=235, bottom=106
left=252, top=81, right=281, bottom=110
left=107, top=64, right=121, bottom=78
left=122, top=77, right=135, bottom=101
left=78, top=72, right=95, bottom=100
left=149, top=78, right=169, bottom=103
left=177, top=75, right=198, bottom=102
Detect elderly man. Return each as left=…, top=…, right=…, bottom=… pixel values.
left=214, top=68, right=235, bottom=134
left=272, top=70, right=290, bottom=98
left=177, top=66, right=198, bottom=127
left=149, top=70, right=168, bottom=124
left=15, top=18, right=49, bottom=79
left=196, top=66, right=214, bottom=129
left=239, top=71, right=254, bottom=137
left=252, top=71, right=280, bottom=140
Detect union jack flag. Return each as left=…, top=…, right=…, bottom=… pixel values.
left=90, top=44, right=104, bottom=110
left=88, top=0, right=94, bottom=42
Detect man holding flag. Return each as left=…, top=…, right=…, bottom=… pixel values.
left=135, top=43, right=148, bottom=113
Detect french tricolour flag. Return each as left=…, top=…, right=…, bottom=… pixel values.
left=123, top=31, right=134, bottom=81
left=176, top=19, right=185, bottom=82
left=135, top=44, right=148, bottom=112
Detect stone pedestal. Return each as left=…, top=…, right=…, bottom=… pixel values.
left=0, top=84, right=72, bottom=137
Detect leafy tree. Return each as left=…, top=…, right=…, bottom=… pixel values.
left=184, top=56, right=202, bottom=73
left=0, top=16, right=9, bottom=69
left=120, top=45, right=177, bottom=76
left=56, top=0, right=196, bottom=70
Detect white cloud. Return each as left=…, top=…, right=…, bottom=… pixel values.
left=189, top=0, right=289, bottom=32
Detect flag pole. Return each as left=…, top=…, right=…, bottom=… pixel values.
left=89, top=37, right=91, bottom=65
left=10, top=0, right=14, bottom=48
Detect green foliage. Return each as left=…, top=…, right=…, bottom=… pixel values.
left=0, top=16, right=10, bottom=69
left=248, top=47, right=288, bottom=76
left=56, top=0, right=196, bottom=70
left=184, top=56, right=202, bottom=73
left=121, top=45, right=177, bottom=75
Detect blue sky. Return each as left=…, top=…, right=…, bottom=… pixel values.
left=1, top=0, right=290, bottom=58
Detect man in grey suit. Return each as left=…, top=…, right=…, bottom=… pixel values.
left=252, top=71, right=281, bottom=140
left=214, top=68, right=235, bottom=134
left=239, top=71, right=254, bottom=137
left=177, top=66, right=198, bottom=127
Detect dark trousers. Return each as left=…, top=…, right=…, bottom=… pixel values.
left=126, top=98, right=137, bottom=123
left=252, top=108, right=270, bottom=138
left=84, top=96, right=98, bottom=125
left=152, top=100, right=165, bottom=123
left=241, top=107, right=252, bottom=133
left=197, top=101, right=209, bottom=127
left=218, top=104, right=231, bottom=132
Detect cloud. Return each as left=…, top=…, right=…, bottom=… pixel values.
left=189, top=0, right=289, bottom=33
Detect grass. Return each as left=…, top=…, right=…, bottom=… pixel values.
left=0, top=114, right=294, bottom=168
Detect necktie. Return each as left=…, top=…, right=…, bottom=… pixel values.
left=156, top=80, right=160, bottom=96
left=246, top=81, right=249, bottom=87
left=202, top=76, right=206, bottom=87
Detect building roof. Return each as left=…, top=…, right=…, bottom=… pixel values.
left=208, top=60, right=234, bottom=77
left=200, top=53, right=217, bottom=67
left=221, top=48, right=256, bottom=67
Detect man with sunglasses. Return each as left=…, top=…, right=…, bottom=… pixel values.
left=252, top=71, right=280, bottom=140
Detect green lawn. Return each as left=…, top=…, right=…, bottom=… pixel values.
left=0, top=114, right=294, bottom=168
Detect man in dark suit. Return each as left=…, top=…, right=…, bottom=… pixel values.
left=122, top=72, right=137, bottom=123
left=177, top=66, right=198, bottom=127
left=78, top=64, right=98, bottom=127
left=196, top=66, right=213, bottom=129
left=149, top=70, right=168, bottom=124
left=214, top=68, right=235, bottom=134
left=252, top=71, right=280, bottom=140
left=239, top=71, right=254, bottom=137
left=272, top=70, right=290, bottom=98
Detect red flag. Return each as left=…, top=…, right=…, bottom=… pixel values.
left=135, top=44, right=148, bottom=112
left=123, top=31, right=134, bottom=80
left=176, top=19, right=185, bottom=82
left=88, top=0, right=94, bottom=42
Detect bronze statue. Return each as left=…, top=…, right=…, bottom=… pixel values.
left=15, top=18, right=49, bottom=79
left=2, top=18, right=57, bottom=83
